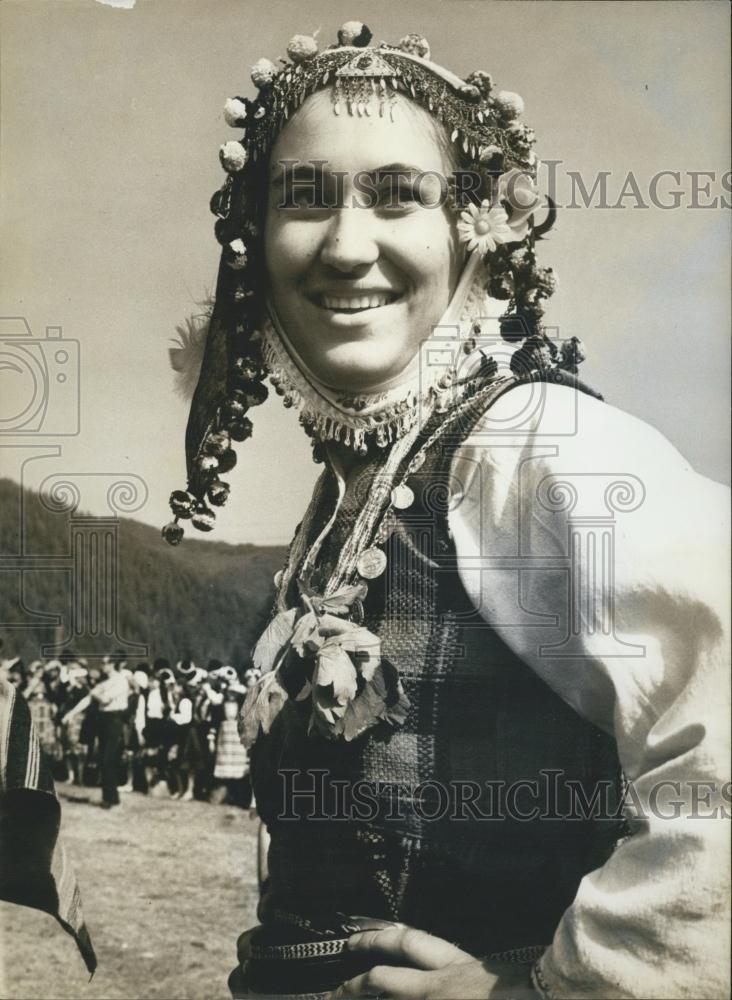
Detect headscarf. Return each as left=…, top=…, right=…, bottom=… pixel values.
left=164, top=22, right=582, bottom=545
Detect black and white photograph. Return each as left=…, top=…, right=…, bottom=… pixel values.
left=1, top=2, right=730, bottom=998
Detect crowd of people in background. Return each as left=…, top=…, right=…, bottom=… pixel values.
left=0, top=648, right=260, bottom=811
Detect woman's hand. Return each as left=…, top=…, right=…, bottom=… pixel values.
left=325, top=926, right=537, bottom=999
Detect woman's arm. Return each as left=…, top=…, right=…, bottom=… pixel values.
left=61, top=693, right=92, bottom=722
left=448, top=382, right=730, bottom=999
left=170, top=697, right=193, bottom=726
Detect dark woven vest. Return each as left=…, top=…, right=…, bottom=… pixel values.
left=251, top=377, right=625, bottom=958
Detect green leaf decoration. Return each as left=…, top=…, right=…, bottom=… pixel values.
left=238, top=668, right=289, bottom=747
left=252, top=607, right=297, bottom=674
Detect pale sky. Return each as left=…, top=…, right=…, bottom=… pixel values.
left=1, top=0, right=729, bottom=544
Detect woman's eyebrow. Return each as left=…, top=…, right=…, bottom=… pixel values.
left=369, top=163, right=424, bottom=181
left=269, top=160, right=328, bottom=190
left=268, top=161, right=427, bottom=188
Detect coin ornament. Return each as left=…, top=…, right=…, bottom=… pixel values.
left=356, top=547, right=387, bottom=580
left=391, top=483, right=415, bottom=510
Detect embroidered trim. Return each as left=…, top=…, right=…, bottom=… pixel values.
left=269, top=910, right=337, bottom=935
left=262, top=318, right=445, bottom=452
left=531, top=955, right=556, bottom=999
left=240, top=43, right=537, bottom=173
left=275, top=470, right=332, bottom=612
left=486, top=944, right=546, bottom=964
left=324, top=422, right=423, bottom=594
left=249, top=938, right=348, bottom=961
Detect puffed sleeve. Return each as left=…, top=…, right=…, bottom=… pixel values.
left=447, top=380, right=730, bottom=999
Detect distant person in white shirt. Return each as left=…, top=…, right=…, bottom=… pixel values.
left=90, top=651, right=130, bottom=809
left=166, top=679, right=193, bottom=799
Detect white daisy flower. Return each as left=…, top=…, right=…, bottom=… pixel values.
left=457, top=200, right=513, bottom=255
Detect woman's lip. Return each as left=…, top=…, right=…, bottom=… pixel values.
left=304, top=293, right=404, bottom=327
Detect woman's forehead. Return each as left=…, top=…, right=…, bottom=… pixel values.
left=269, top=88, right=451, bottom=177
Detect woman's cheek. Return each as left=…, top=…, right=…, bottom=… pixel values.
left=267, top=218, right=325, bottom=277
left=389, top=212, right=455, bottom=268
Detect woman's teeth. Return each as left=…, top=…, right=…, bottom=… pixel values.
left=319, top=292, right=396, bottom=312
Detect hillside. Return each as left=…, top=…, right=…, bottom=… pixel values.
left=0, top=479, right=287, bottom=667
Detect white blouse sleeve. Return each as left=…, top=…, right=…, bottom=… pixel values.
left=447, top=381, right=730, bottom=999
left=171, top=697, right=193, bottom=726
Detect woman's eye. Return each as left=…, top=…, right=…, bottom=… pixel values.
left=376, top=181, right=420, bottom=211
left=273, top=181, right=331, bottom=212
left=396, top=183, right=419, bottom=204
left=296, top=186, right=325, bottom=210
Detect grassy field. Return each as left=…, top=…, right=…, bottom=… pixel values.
left=0, top=785, right=260, bottom=1000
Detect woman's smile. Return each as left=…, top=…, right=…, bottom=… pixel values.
left=305, top=285, right=405, bottom=327
left=311, top=290, right=401, bottom=313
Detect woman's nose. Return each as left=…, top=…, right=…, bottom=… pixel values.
left=318, top=207, right=379, bottom=272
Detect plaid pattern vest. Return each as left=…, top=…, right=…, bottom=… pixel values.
left=251, top=378, right=625, bottom=957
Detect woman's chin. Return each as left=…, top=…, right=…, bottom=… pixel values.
left=309, top=346, right=416, bottom=394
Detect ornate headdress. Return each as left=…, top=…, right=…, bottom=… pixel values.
left=164, top=21, right=583, bottom=545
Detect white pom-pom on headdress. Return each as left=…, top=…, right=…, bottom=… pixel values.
left=219, top=140, right=249, bottom=172
left=465, top=70, right=493, bottom=97
left=286, top=34, right=319, bottom=63
left=398, top=33, right=431, bottom=60
left=337, top=21, right=372, bottom=47
left=251, top=57, right=278, bottom=88
left=223, top=97, right=248, bottom=126
left=493, top=90, right=524, bottom=120
left=225, top=238, right=248, bottom=270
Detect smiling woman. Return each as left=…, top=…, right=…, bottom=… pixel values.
left=265, top=88, right=461, bottom=392
left=165, top=19, right=729, bottom=1000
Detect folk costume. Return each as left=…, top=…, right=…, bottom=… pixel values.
left=166, top=22, right=730, bottom=999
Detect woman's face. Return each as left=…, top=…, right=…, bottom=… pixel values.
left=265, top=89, right=462, bottom=393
